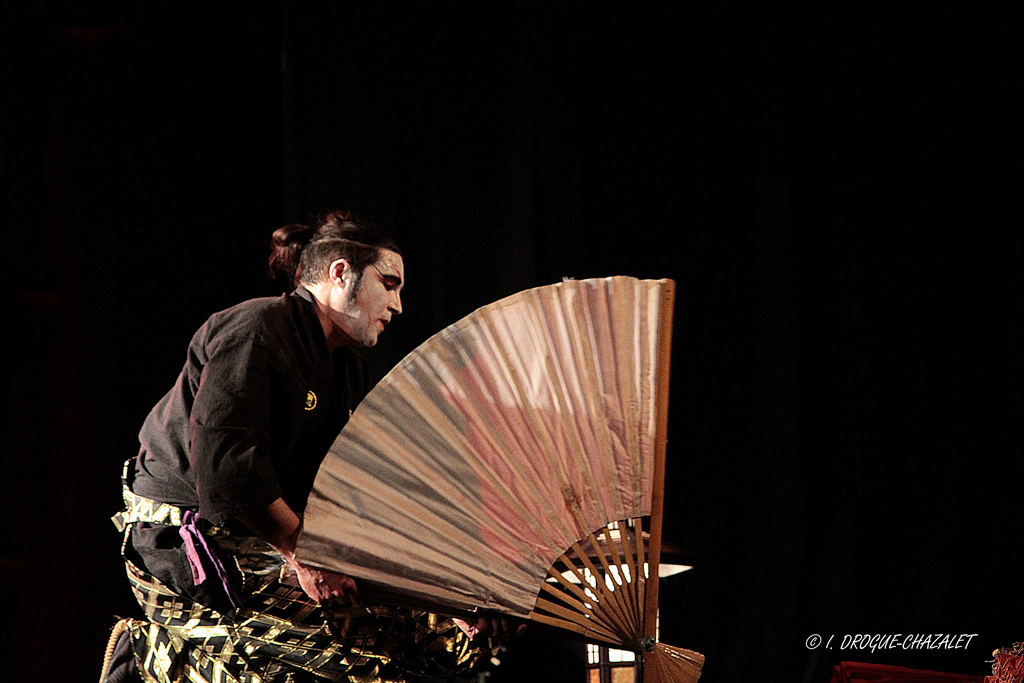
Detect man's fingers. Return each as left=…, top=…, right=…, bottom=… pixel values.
left=466, top=615, right=523, bottom=639
left=452, top=612, right=526, bottom=640
left=342, top=575, right=361, bottom=605
left=296, top=562, right=361, bottom=606
left=323, top=572, right=360, bottom=606
left=453, top=618, right=477, bottom=638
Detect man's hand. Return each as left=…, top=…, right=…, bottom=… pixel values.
left=292, top=560, right=361, bottom=605
left=454, top=614, right=526, bottom=640
left=235, top=497, right=359, bottom=604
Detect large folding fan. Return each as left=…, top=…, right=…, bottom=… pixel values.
left=296, top=276, right=704, bottom=682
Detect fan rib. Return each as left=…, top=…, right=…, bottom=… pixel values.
left=540, top=553, right=631, bottom=642
left=528, top=605, right=621, bottom=644
left=568, top=539, right=637, bottom=644
left=621, top=517, right=646, bottom=642
left=542, top=554, right=604, bottom=614
left=642, top=280, right=676, bottom=650
left=535, top=584, right=622, bottom=643
left=583, top=531, right=639, bottom=642
left=645, top=643, right=705, bottom=683
left=605, top=521, right=640, bottom=630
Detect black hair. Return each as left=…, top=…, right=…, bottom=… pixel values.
left=268, top=211, right=400, bottom=288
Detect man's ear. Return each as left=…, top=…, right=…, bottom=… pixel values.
left=328, top=258, right=351, bottom=286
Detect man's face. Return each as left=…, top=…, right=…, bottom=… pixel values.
left=333, top=249, right=404, bottom=347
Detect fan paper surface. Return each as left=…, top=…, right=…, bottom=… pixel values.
left=297, top=276, right=701, bottom=680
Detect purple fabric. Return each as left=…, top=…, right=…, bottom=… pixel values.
left=178, top=510, right=242, bottom=610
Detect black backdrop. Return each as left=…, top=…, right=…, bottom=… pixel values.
left=1, top=4, right=1020, bottom=682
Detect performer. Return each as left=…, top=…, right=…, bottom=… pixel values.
left=102, top=211, right=499, bottom=683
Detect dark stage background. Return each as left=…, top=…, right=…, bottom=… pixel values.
left=1, top=4, right=1020, bottom=682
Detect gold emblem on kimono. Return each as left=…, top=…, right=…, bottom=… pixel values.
left=304, top=391, right=317, bottom=411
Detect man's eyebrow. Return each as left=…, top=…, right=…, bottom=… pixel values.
left=374, top=265, right=403, bottom=287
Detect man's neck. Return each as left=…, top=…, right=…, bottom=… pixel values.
left=305, top=282, right=349, bottom=352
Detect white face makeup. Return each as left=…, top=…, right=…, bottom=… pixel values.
left=325, top=249, right=404, bottom=348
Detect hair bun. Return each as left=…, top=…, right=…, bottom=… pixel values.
left=269, top=223, right=315, bottom=288
left=323, top=210, right=354, bottom=224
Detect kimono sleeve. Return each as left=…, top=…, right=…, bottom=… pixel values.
left=188, top=334, right=283, bottom=524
